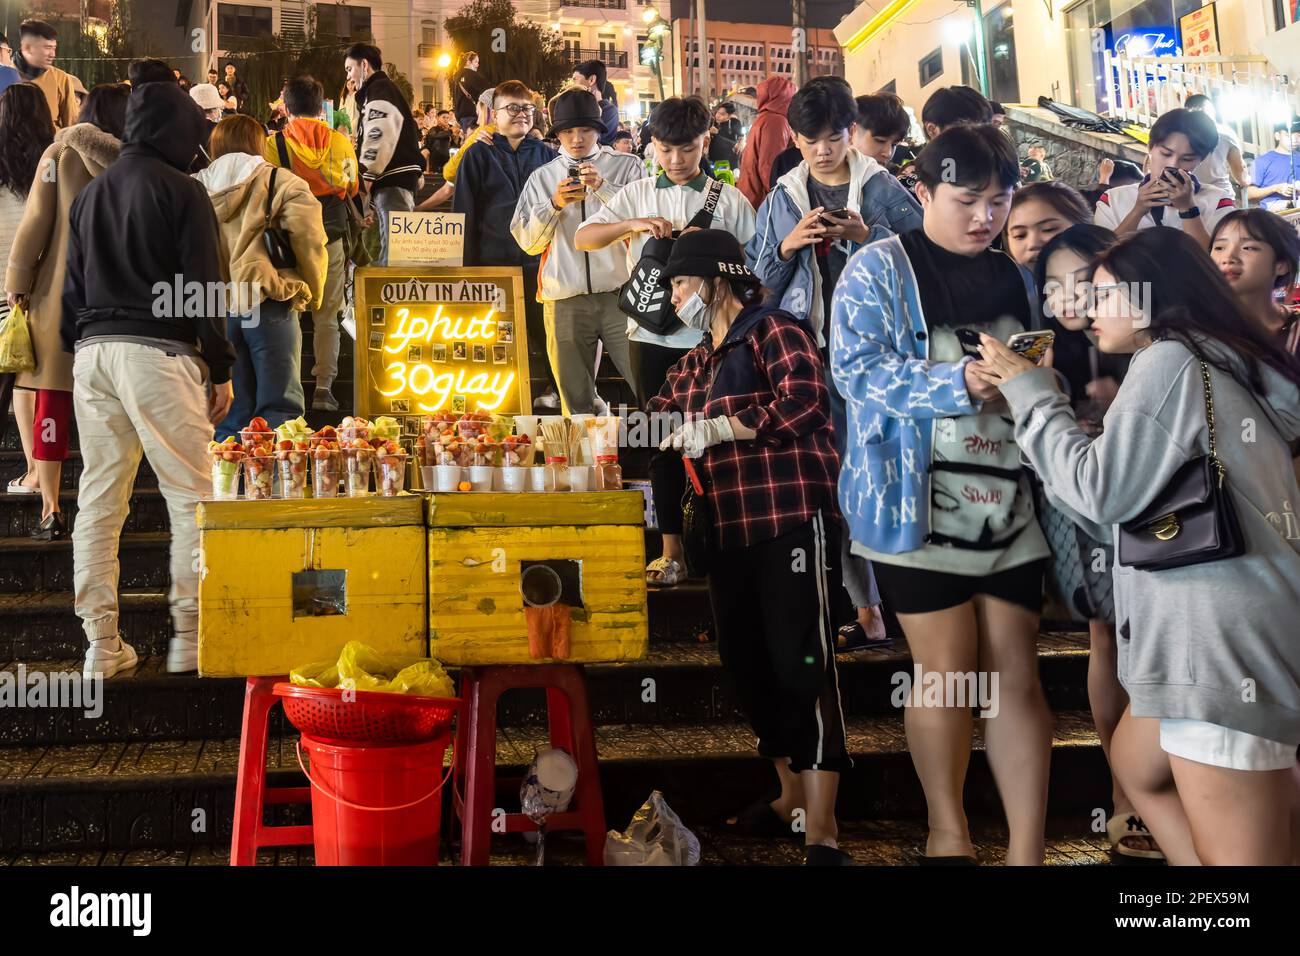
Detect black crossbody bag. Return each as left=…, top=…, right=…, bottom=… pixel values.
left=261, top=167, right=298, bottom=270
left=1116, top=354, right=1244, bottom=570
left=619, top=178, right=724, bottom=336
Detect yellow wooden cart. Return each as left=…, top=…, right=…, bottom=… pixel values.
left=426, top=491, right=648, bottom=665
left=196, top=496, right=427, bottom=677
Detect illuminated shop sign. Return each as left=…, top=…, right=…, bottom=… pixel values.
left=354, top=267, right=532, bottom=421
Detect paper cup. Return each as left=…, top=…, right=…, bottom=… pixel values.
left=520, top=748, right=579, bottom=822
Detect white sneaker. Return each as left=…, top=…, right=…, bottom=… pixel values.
left=166, top=634, right=199, bottom=674
left=83, top=638, right=138, bottom=680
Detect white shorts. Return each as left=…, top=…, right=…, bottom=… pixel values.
left=1159, top=719, right=1296, bottom=772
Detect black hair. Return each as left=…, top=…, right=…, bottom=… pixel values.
left=345, top=42, right=383, bottom=70
left=1034, top=223, right=1119, bottom=319
left=787, top=77, right=857, bottom=138
left=855, top=92, right=910, bottom=140
left=282, top=74, right=324, bottom=117
left=19, top=19, right=57, bottom=42
left=914, top=123, right=1018, bottom=192
left=574, top=59, right=607, bottom=93
left=1184, top=92, right=1212, bottom=111
left=78, top=82, right=130, bottom=139
left=715, top=101, right=735, bottom=115
left=1009, top=180, right=1092, bottom=232
left=0, top=82, right=54, bottom=197
left=1091, top=229, right=1300, bottom=392
left=612, top=129, right=633, bottom=142
left=1110, top=159, right=1143, bottom=185
left=1211, top=208, right=1300, bottom=292
left=1148, top=107, right=1218, bottom=159
left=990, top=100, right=1006, bottom=115
left=128, top=59, right=174, bottom=86
left=921, top=85, right=992, bottom=132
left=0, top=33, right=8, bottom=47
left=650, top=96, right=710, bottom=145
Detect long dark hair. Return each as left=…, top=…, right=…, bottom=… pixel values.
left=1089, top=229, right=1300, bottom=393
left=1210, top=208, right=1300, bottom=293
left=78, top=83, right=131, bottom=140
left=0, top=82, right=55, bottom=197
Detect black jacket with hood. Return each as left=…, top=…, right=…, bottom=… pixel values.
left=61, top=81, right=235, bottom=384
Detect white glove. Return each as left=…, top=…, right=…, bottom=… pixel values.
left=659, top=415, right=735, bottom=458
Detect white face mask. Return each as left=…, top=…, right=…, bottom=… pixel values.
left=676, top=281, right=713, bottom=331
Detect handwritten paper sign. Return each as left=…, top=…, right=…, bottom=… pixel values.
left=354, top=266, right=532, bottom=420
left=387, top=212, right=466, bottom=267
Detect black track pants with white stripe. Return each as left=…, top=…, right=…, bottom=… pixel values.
left=706, top=511, right=852, bottom=773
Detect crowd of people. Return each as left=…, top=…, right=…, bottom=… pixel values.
left=0, top=16, right=1298, bottom=866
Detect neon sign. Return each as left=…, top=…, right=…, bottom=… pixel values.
left=355, top=267, right=532, bottom=420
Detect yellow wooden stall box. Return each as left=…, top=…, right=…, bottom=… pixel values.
left=427, top=491, right=647, bottom=665
left=197, top=497, right=427, bottom=676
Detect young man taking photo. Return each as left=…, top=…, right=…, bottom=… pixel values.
left=267, top=74, right=360, bottom=412
left=1094, top=107, right=1235, bottom=247
left=454, top=80, right=558, bottom=406
left=575, top=95, right=755, bottom=589
left=510, top=88, right=647, bottom=415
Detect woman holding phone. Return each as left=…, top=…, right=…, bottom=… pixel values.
left=979, top=228, right=1300, bottom=864
left=831, top=124, right=1053, bottom=864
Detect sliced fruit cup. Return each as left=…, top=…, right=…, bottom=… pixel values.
left=376, top=451, right=408, bottom=497
left=311, top=447, right=340, bottom=499
left=210, top=450, right=244, bottom=500
left=243, top=455, right=275, bottom=500
left=342, top=446, right=374, bottom=497
left=276, top=452, right=309, bottom=499
left=239, top=429, right=276, bottom=453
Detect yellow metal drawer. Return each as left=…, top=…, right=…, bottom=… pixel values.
left=428, top=522, right=647, bottom=665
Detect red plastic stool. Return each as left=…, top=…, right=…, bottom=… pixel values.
left=452, top=664, right=605, bottom=866
left=230, top=676, right=314, bottom=865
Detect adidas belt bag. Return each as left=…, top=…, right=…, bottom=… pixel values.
left=619, top=178, right=724, bottom=336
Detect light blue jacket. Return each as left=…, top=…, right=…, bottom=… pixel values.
left=747, top=150, right=922, bottom=346
left=829, top=235, right=977, bottom=554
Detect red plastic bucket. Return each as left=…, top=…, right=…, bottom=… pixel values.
left=298, top=732, right=451, bottom=866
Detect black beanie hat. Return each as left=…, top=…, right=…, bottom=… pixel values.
left=548, top=88, right=603, bottom=137
left=662, top=229, right=760, bottom=284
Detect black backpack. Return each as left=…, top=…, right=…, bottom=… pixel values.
left=619, top=178, right=724, bottom=336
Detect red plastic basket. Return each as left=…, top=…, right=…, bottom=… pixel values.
left=273, top=683, right=461, bottom=744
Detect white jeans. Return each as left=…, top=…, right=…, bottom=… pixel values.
left=312, top=238, right=347, bottom=389
left=72, top=342, right=214, bottom=643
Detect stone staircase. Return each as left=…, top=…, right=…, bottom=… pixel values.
left=0, top=313, right=1118, bottom=865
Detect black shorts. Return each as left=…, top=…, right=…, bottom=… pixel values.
left=872, top=559, right=1047, bottom=616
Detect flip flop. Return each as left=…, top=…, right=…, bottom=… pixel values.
left=6, top=475, right=38, bottom=495
left=1107, top=813, right=1165, bottom=861
left=805, top=844, right=855, bottom=866
left=718, top=795, right=796, bottom=839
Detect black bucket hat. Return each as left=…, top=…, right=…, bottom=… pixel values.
left=662, top=229, right=761, bottom=284
left=548, top=88, right=604, bottom=137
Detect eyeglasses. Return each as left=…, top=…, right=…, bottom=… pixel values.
left=499, top=104, right=536, bottom=117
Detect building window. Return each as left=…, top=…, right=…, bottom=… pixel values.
left=918, top=47, right=943, bottom=87
left=217, top=3, right=272, bottom=40
left=323, top=4, right=371, bottom=40
left=982, top=4, right=1019, bottom=104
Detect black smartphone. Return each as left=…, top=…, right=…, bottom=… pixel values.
left=1160, top=167, right=1185, bottom=187
left=955, top=328, right=984, bottom=358
left=819, top=207, right=851, bottom=226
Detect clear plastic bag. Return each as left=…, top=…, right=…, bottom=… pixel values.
left=603, top=790, right=700, bottom=866
left=290, top=640, right=456, bottom=697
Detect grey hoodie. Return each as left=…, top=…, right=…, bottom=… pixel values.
left=1001, top=338, right=1300, bottom=744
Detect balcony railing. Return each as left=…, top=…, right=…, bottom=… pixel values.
left=418, top=44, right=438, bottom=59
left=563, top=48, right=629, bottom=69
left=1102, top=52, right=1300, bottom=158
left=561, top=0, right=627, bottom=8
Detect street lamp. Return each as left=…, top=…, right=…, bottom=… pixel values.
left=642, top=9, right=670, bottom=102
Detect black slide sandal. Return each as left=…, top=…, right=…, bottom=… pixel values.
left=718, top=796, right=796, bottom=839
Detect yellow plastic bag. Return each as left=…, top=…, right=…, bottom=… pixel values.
left=290, top=640, right=456, bottom=698
left=0, top=304, right=36, bottom=374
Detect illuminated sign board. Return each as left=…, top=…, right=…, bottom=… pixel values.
left=353, top=266, right=532, bottom=422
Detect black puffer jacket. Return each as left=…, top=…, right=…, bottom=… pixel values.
left=61, top=81, right=234, bottom=383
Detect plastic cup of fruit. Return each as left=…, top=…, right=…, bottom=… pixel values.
left=276, top=454, right=308, bottom=499
left=433, top=463, right=462, bottom=492
left=468, top=464, right=494, bottom=492
left=210, top=451, right=244, bottom=500
left=342, top=447, right=374, bottom=497
left=244, top=455, right=275, bottom=500
left=337, top=422, right=371, bottom=444
left=312, top=448, right=340, bottom=498
left=239, top=428, right=275, bottom=450
left=376, top=452, right=408, bottom=497
left=500, top=464, right=527, bottom=492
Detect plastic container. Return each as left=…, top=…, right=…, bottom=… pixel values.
left=243, top=455, right=275, bottom=500
left=375, top=452, right=408, bottom=497
left=431, top=463, right=462, bottom=492
left=543, top=456, right=570, bottom=493
left=298, top=733, right=450, bottom=866
left=276, top=452, right=309, bottom=499
left=528, top=465, right=547, bottom=492
left=568, top=464, right=590, bottom=492
left=500, top=464, right=526, bottom=492
left=210, top=452, right=243, bottom=500
left=467, top=464, right=494, bottom=492
left=312, top=448, right=340, bottom=499
left=595, top=455, right=622, bottom=491
left=342, top=447, right=374, bottom=497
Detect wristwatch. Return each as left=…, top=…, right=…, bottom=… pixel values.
left=1178, top=206, right=1201, bottom=219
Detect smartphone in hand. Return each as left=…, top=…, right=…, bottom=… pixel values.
left=1006, top=330, right=1056, bottom=362
left=819, top=207, right=851, bottom=226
